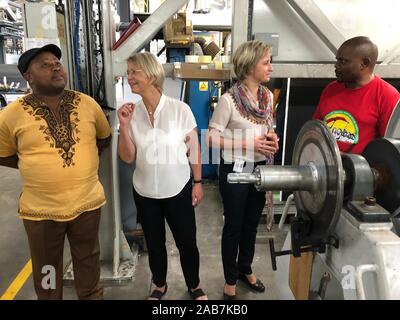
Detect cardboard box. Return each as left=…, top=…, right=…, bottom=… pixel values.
left=174, top=63, right=231, bottom=81
left=164, top=13, right=193, bottom=44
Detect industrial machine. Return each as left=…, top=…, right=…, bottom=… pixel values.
left=228, top=119, right=400, bottom=299
left=0, top=0, right=23, bottom=65
left=0, top=1, right=25, bottom=107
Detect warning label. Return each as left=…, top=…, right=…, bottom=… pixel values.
left=199, top=81, right=208, bottom=91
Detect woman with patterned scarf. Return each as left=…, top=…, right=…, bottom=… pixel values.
left=209, top=40, right=279, bottom=299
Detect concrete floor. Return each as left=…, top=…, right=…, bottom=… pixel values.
left=0, top=166, right=288, bottom=300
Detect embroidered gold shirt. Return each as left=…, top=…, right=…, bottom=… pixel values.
left=0, top=90, right=111, bottom=221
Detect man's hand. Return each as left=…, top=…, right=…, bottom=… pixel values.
left=96, top=135, right=111, bottom=156
left=0, top=155, right=19, bottom=169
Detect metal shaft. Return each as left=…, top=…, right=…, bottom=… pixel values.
left=226, top=173, right=259, bottom=184
left=228, top=165, right=318, bottom=192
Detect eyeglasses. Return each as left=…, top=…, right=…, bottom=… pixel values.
left=126, top=69, right=143, bottom=76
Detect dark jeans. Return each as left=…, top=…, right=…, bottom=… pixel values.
left=219, top=158, right=266, bottom=285
left=23, top=209, right=103, bottom=300
left=133, top=180, right=200, bottom=289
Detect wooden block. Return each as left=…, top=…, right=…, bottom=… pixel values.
left=288, top=251, right=315, bottom=300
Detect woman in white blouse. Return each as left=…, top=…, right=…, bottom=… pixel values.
left=209, top=40, right=279, bottom=299
left=117, top=52, right=207, bottom=300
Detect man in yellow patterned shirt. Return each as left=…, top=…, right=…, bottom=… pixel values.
left=0, top=44, right=111, bottom=299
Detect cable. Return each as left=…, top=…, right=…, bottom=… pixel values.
left=94, top=0, right=105, bottom=105
left=73, top=0, right=83, bottom=91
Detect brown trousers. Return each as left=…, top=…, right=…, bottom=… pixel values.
left=23, top=208, right=103, bottom=300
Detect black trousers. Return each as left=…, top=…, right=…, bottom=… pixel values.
left=219, top=159, right=266, bottom=285
left=133, top=180, right=200, bottom=289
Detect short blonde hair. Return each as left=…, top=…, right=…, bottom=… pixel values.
left=233, top=40, right=272, bottom=81
left=127, top=52, right=165, bottom=93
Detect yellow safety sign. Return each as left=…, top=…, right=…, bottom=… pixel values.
left=199, top=81, right=208, bottom=91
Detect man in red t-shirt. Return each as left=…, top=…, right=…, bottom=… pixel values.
left=313, top=36, right=400, bottom=154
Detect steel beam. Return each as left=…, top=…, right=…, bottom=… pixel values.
left=112, top=0, right=190, bottom=77
left=232, top=0, right=250, bottom=56
left=271, top=63, right=400, bottom=78
left=101, top=0, right=117, bottom=107
left=381, top=44, right=400, bottom=65
left=286, top=0, right=345, bottom=55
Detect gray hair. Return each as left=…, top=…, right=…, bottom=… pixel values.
left=127, top=52, right=165, bottom=93
left=232, top=40, right=272, bottom=81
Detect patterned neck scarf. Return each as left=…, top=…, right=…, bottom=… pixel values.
left=229, top=80, right=271, bottom=125
left=229, top=80, right=275, bottom=165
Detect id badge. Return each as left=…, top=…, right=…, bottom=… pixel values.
left=233, top=159, right=245, bottom=173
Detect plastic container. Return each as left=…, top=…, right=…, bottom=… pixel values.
left=198, top=55, right=212, bottom=63
left=185, top=55, right=199, bottom=63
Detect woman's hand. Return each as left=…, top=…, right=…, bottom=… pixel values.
left=254, top=133, right=279, bottom=156
left=117, top=103, right=135, bottom=128
left=192, top=183, right=204, bottom=207
left=265, top=131, right=279, bottom=152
